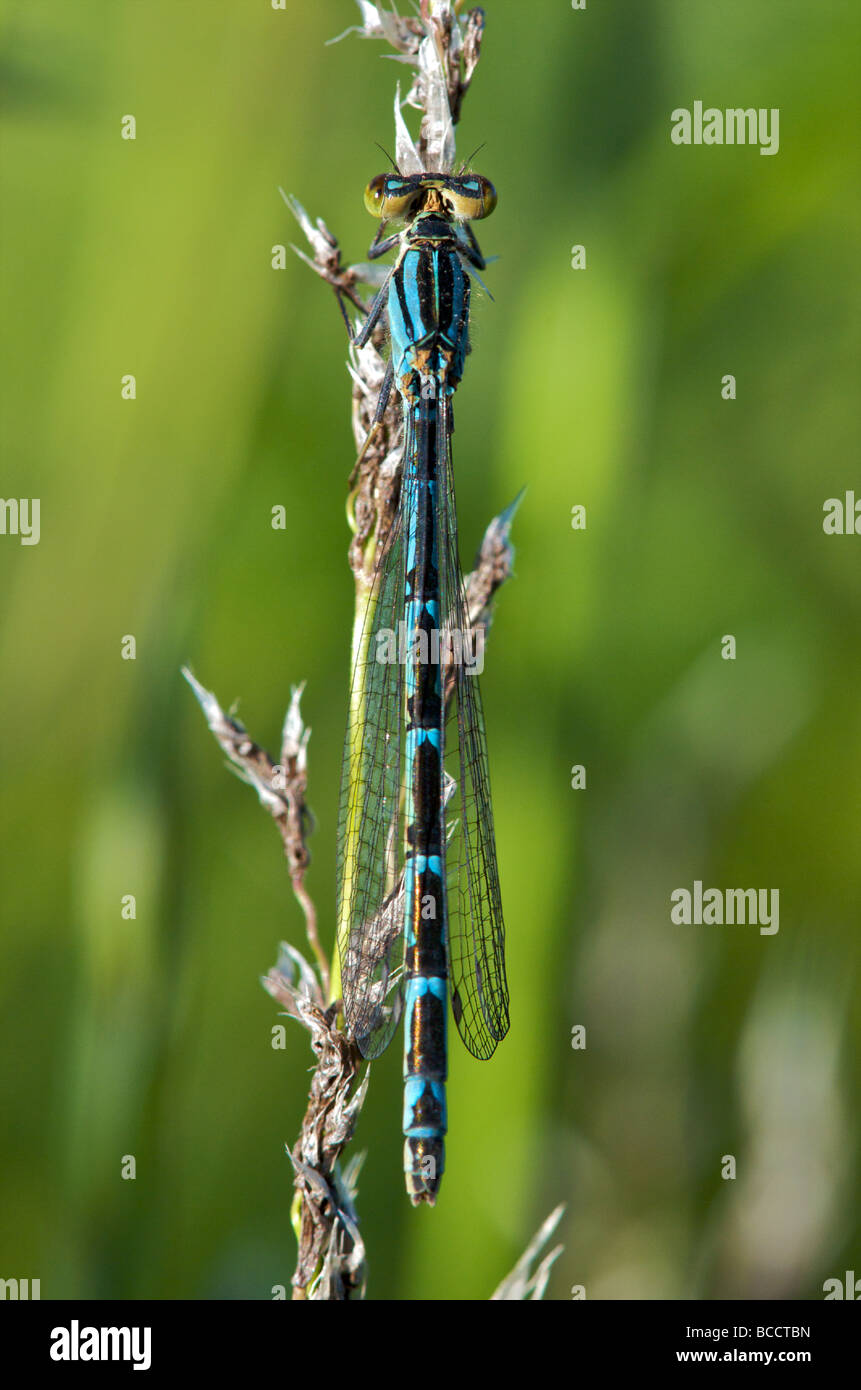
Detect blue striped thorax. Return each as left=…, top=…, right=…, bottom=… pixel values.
left=364, top=171, right=497, bottom=404
left=387, top=233, right=470, bottom=400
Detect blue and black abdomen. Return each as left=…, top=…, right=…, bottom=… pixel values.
left=388, top=235, right=471, bottom=1202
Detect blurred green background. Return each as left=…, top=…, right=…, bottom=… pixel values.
left=1, top=0, right=859, bottom=1301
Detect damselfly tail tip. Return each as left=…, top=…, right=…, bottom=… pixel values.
left=405, top=1138, right=444, bottom=1205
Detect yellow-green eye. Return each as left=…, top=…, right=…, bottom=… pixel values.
left=363, top=175, right=388, bottom=217
left=446, top=175, right=497, bottom=221
left=364, top=174, right=420, bottom=219
left=477, top=178, right=497, bottom=218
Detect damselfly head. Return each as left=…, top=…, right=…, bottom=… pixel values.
left=363, top=172, right=497, bottom=223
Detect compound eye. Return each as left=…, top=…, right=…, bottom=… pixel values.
left=379, top=176, right=416, bottom=218
left=445, top=175, right=498, bottom=220
left=363, top=175, right=388, bottom=217
left=476, top=177, right=497, bottom=219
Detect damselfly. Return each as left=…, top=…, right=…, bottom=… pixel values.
left=336, top=169, right=509, bottom=1204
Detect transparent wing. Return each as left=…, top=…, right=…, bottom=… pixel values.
left=435, top=395, right=510, bottom=1060
left=335, top=470, right=409, bottom=1060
